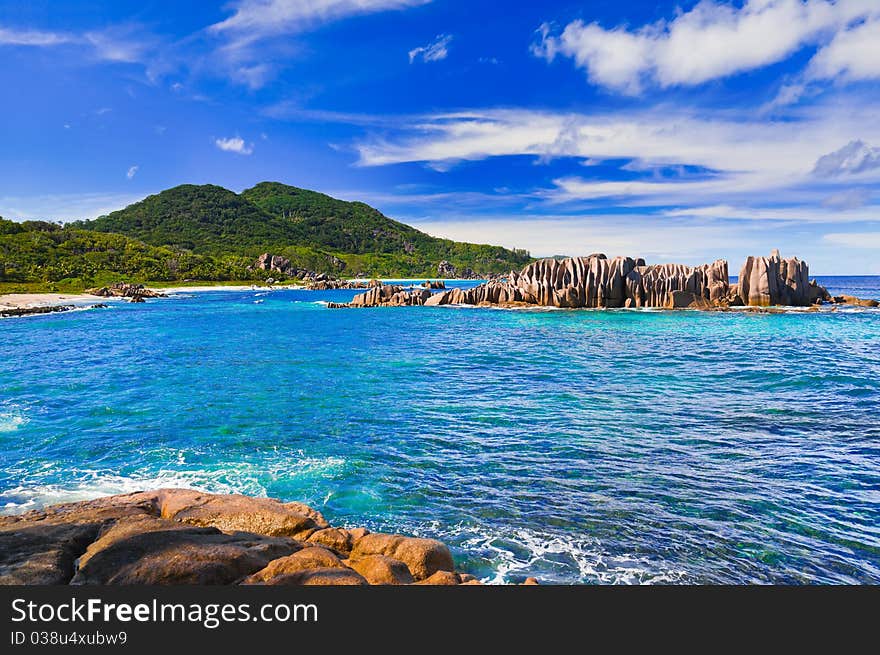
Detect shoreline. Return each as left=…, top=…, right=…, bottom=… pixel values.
left=0, top=279, right=470, bottom=309
left=0, top=292, right=118, bottom=310
left=0, top=488, right=500, bottom=586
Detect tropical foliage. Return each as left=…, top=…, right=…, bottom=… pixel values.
left=1, top=183, right=532, bottom=290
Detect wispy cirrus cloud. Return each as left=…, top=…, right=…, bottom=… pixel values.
left=408, top=34, right=452, bottom=63
left=210, top=0, right=430, bottom=42
left=532, top=1, right=880, bottom=95
left=0, top=26, right=73, bottom=46
left=823, top=231, right=880, bottom=249
left=204, top=0, right=431, bottom=88
left=126, top=165, right=139, bottom=180
left=351, top=98, right=880, bottom=218
left=0, top=21, right=169, bottom=81
left=0, top=192, right=148, bottom=222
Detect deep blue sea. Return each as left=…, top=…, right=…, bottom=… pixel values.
left=1, top=276, right=879, bottom=584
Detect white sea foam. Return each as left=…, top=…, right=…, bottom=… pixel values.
left=0, top=412, right=28, bottom=432
left=424, top=523, right=689, bottom=585
left=0, top=453, right=347, bottom=515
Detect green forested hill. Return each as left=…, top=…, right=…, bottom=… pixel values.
left=80, top=184, right=286, bottom=254
left=0, top=182, right=532, bottom=290
left=0, top=217, right=250, bottom=291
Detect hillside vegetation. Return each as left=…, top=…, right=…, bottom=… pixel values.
left=0, top=182, right=532, bottom=291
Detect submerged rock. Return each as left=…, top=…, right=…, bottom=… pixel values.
left=0, top=305, right=74, bottom=318
left=0, top=489, right=485, bottom=586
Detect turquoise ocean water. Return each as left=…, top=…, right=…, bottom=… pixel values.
left=1, top=276, right=879, bottom=584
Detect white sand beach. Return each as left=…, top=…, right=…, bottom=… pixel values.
left=0, top=293, right=105, bottom=310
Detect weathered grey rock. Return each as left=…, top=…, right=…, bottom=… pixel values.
left=0, top=305, right=74, bottom=318
left=254, top=253, right=293, bottom=276
left=436, top=255, right=729, bottom=309
left=664, top=290, right=713, bottom=310
left=737, top=249, right=810, bottom=306
left=626, top=260, right=728, bottom=308
left=86, top=282, right=165, bottom=300
left=341, top=285, right=432, bottom=308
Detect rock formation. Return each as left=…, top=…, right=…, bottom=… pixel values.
left=331, top=250, right=878, bottom=311
left=415, top=255, right=730, bottom=310
left=346, top=285, right=432, bottom=307
left=437, top=260, right=481, bottom=279
left=1, top=305, right=75, bottom=318
left=86, top=282, right=165, bottom=302
left=253, top=253, right=353, bottom=286
left=833, top=295, right=880, bottom=307
left=0, top=489, right=482, bottom=586
left=737, top=249, right=810, bottom=307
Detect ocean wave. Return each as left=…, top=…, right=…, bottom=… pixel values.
left=426, top=523, right=689, bottom=585
left=0, top=453, right=348, bottom=515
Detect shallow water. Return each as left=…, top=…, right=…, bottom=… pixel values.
left=1, top=276, right=879, bottom=584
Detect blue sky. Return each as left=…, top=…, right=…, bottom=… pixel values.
left=1, top=0, right=879, bottom=273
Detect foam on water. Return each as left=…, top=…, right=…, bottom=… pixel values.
left=455, top=525, right=688, bottom=585
left=0, top=451, right=348, bottom=515
left=0, top=411, right=27, bottom=432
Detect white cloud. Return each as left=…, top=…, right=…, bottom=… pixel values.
left=0, top=26, right=72, bottom=46
left=410, top=214, right=754, bottom=261
left=0, top=193, right=148, bottom=222
left=355, top=101, right=880, bottom=207
left=821, top=188, right=871, bottom=209
left=408, top=34, right=452, bottom=64
left=211, top=0, right=428, bottom=41
left=126, top=166, right=139, bottom=180
left=214, top=136, right=254, bottom=155
left=406, top=213, right=880, bottom=273
left=807, top=15, right=880, bottom=82
left=354, top=105, right=859, bottom=172
left=662, top=203, right=880, bottom=223
left=823, top=231, right=880, bottom=249
left=230, top=63, right=273, bottom=89
left=83, top=26, right=151, bottom=63
left=533, top=1, right=880, bottom=94
left=0, top=22, right=164, bottom=80
left=813, top=140, right=880, bottom=177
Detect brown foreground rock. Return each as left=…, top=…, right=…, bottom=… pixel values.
left=350, top=533, right=455, bottom=581
left=0, top=489, right=485, bottom=586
